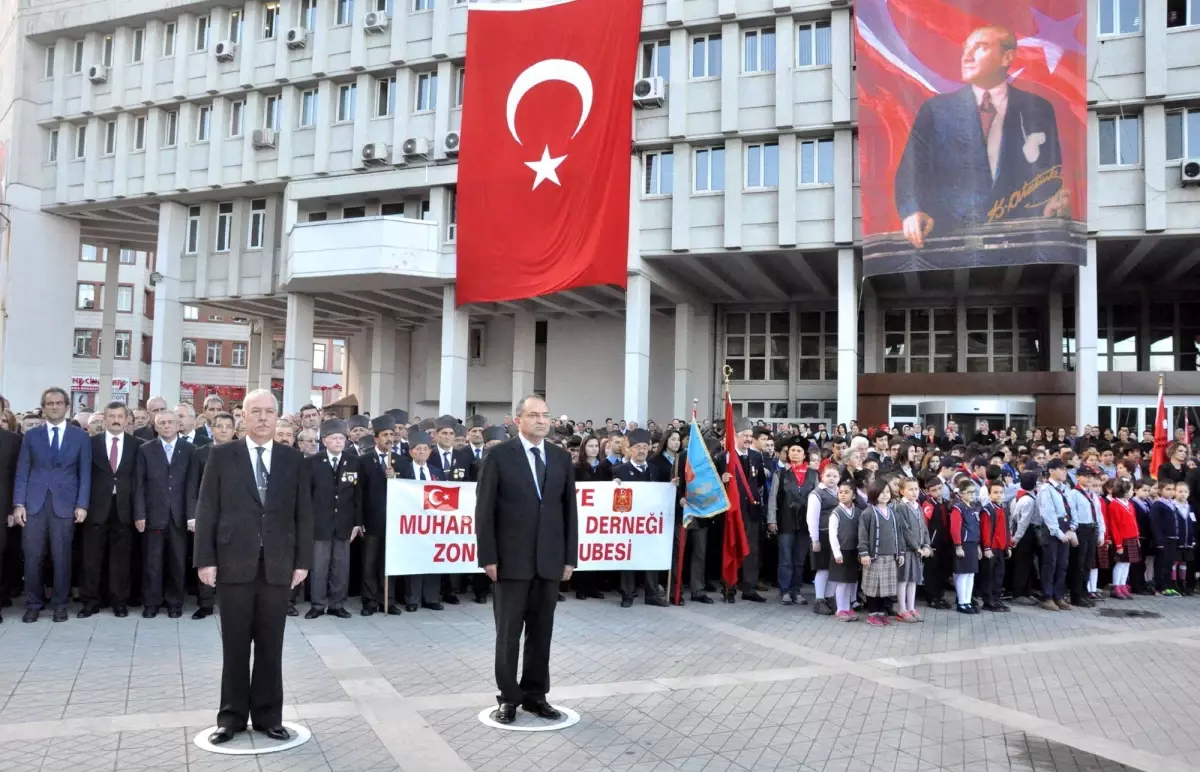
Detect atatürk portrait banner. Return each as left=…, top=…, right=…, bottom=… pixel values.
left=856, top=0, right=1087, bottom=276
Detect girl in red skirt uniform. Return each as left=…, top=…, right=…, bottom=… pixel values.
left=1105, top=478, right=1140, bottom=598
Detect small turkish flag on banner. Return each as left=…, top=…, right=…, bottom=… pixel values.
left=455, top=0, right=643, bottom=306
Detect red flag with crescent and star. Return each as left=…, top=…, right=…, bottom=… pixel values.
left=454, top=0, right=643, bottom=306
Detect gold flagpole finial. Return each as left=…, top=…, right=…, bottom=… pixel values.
left=1159, top=373, right=1164, bottom=387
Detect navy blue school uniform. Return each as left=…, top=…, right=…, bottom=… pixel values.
left=1150, top=497, right=1180, bottom=590
left=950, top=500, right=981, bottom=574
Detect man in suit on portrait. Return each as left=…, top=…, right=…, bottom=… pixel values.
left=475, top=395, right=578, bottom=725
left=894, top=25, right=1072, bottom=249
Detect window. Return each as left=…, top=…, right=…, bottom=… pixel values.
left=206, top=341, right=222, bottom=366
left=74, top=330, right=96, bottom=358
left=414, top=0, right=432, bottom=10
left=1168, top=0, right=1196, bottom=26
left=248, top=198, right=267, bottom=248
left=309, top=211, right=328, bottom=221
left=102, top=121, right=117, bottom=155
left=263, top=2, right=280, bottom=38
left=733, top=402, right=790, bottom=420
left=336, top=0, right=354, bottom=25
left=300, top=89, right=317, bottom=127
left=44, top=45, right=55, bottom=78
left=72, top=40, right=84, bottom=73
left=209, top=314, right=223, bottom=322
left=1097, top=304, right=1139, bottom=372
left=1098, top=114, right=1139, bottom=166
left=196, top=105, right=212, bottom=141
left=725, top=312, right=790, bottom=381
left=162, top=22, right=177, bottom=56
left=133, top=115, right=146, bottom=150
left=1180, top=302, right=1200, bottom=371
left=454, top=66, right=466, bottom=107
left=195, top=15, right=211, bottom=50
left=229, top=9, right=243, bottom=43
left=77, top=283, right=97, bottom=310
left=640, top=40, right=669, bottom=81
left=415, top=72, right=437, bottom=112
left=164, top=110, right=179, bottom=146
left=796, top=400, right=838, bottom=428
left=884, top=308, right=957, bottom=373
left=74, top=125, right=87, bottom=159
left=184, top=304, right=200, bottom=320
left=743, top=28, right=775, bottom=74
left=232, top=342, right=248, bottom=367
left=312, top=341, right=327, bottom=369
left=797, top=20, right=832, bottom=67
left=131, top=28, right=145, bottom=63
left=469, top=325, right=485, bottom=364
left=301, top=0, right=318, bottom=30
left=799, top=137, right=834, bottom=185
left=693, top=146, right=725, bottom=192
left=965, top=307, right=1041, bottom=373
left=691, top=33, right=721, bottom=79
left=182, top=339, right=197, bottom=364
left=215, top=202, right=234, bottom=252
left=47, top=130, right=58, bottom=163
left=1166, top=109, right=1200, bottom=161
left=102, top=35, right=114, bottom=67
left=1099, top=0, right=1142, bottom=35
left=116, top=285, right=134, bottom=312
left=795, top=311, right=839, bottom=380
left=264, top=94, right=281, bottom=129
left=420, top=198, right=432, bottom=220
left=336, top=83, right=356, bottom=122
left=643, top=151, right=674, bottom=196
left=229, top=100, right=245, bottom=137
left=342, top=206, right=366, bottom=218
left=375, top=77, right=396, bottom=117
left=745, top=142, right=779, bottom=189
left=115, top=331, right=132, bottom=359
left=374, top=0, right=393, bottom=12
left=185, top=206, right=201, bottom=254
left=81, top=245, right=101, bottom=261
left=447, top=188, right=457, bottom=241
left=119, top=249, right=137, bottom=264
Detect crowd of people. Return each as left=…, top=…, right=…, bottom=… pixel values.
left=1, top=387, right=1198, bottom=625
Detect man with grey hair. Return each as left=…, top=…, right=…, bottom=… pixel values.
left=296, top=428, right=319, bottom=457
left=175, top=403, right=211, bottom=447
left=134, top=396, right=169, bottom=441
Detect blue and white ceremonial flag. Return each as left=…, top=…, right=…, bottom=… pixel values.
left=682, top=421, right=729, bottom=525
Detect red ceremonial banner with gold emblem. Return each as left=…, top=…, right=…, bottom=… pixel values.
left=856, top=0, right=1087, bottom=275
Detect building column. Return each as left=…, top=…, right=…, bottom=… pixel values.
left=257, top=318, right=277, bottom=400
left=368, top=316, right=395, bottom=417
left=673, top=303, right=694, bottom=420
left=282, top=293, right=315, bottom=414
left=439, top=285, right=469, bottom=418
left=624, top=272, right=651, bottom=425
left=1076, top=240, right=1100, bottom=428
left=345, top=330, right=369, bottom=412
left=862, top=280, right=880, bottom=375
left=246, top=322, right=264, bottom=392
left=96, top=245, right=122, bottom=406
left=149, top=204, right=188, bottom=404
left=836, top=249, right=859, bottom=426
left=1048, top=291, right=1064, bottom=372
left=511, top=309, right=536, bottom=409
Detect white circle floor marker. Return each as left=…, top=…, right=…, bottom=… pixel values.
left=477, top=705, right=581, bottom=732
left=193, top=722, right=312, bottom=755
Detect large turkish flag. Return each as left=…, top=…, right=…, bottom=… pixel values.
left=454, top=0, right=643, bottom=306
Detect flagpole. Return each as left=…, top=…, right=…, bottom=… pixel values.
left=671, top=399, right=698, bottom=606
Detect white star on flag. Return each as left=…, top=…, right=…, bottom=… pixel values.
left=524, top=146, right=567, bottom=190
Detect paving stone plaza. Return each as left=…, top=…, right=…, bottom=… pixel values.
left=0, top=592, right=1197, bottom=772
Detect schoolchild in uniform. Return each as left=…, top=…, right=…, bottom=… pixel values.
left=827, top=479, right=861, bottom=621
left=894, top=477, right=931, bottom=622
left=920, top=473, right=953, bottom=609
left=1105, top=478, right=1140, bottom=599
left=1132, top=480, right=1156, bottom=595
left=858, top=482, right=903, bottom=628
left=978, top=480, right=1012, bottom=611
left=950, top=477, right=983, bottom=614
left=1173, top=481, right=1195, bottom=595
left=1151, top=480, right=1181, bottom=596
left=1008, top=471, right=1042, bottom=602
left=807, top=464, right=843, bottom=616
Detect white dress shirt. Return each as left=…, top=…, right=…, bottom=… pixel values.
left=413, top=463, right=431, bottom=480
left=972, top=82, right=1009, bottom=181
left=180, top=431, right=197, bottom=444
left=246, top=436, right=274, bottom=478
left=327, top=451, right=341, bottom=469
left=161, top=437, right=177, bottom=463
left=45, top=419, right=67, bottom=449
left=519, top=434, right=547, bottom=498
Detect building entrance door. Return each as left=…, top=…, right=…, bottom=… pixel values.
left=915, top=399, right=1037, bottom=438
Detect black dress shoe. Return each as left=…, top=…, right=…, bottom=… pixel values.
left=168, top=608, right=182, bottom=619
left=191, top=608, right=212, bottom=620
left=521, top=700, right=562, bottom=720
left=286, top=604, right=298, bottom=617
left=305, top=607, right=325, bottom=620
left=645, top=597, right=668, bottom=608
left=53, top=608, right=68, bottom=623
left=329, top=607, right=352, bottom=619
left=361, top=604, right=377, bottom=616
left=208, top=726, right=238, bottom=745
left=691, top=594, right=715, bottom=604
left=575, top=591, right=588, bottom=600
left=421, top=601, right=444, bottom=611
left=142, top=607, right=158, bottom=619
left=21, top=609, right=37, bottom=624
left=495, top=703, right=517, bottom=724
left=742, top=591, right=766, bottom=603
left=77, top=604, right=99, bottom=619
left=620, top=597, right=633, bottom=608
left=404, top=604, right=418, bottom=613
left=113, top=605, right=129, bottom=618
left=256, top=726, right=291, bottom=742
left=557, top=593, right=566, bottom=602
left=389, top=605, right=405, bottom=615
left=442, top=594, right=460, bottom=605
left=474, top=594, right=488, bottom=604
left=586, top=590, right=604, bottom=599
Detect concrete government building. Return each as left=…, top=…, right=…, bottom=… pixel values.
left=0, top=0, right=1198, bottom=434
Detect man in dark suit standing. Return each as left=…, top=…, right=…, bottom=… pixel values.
left=306, top=419, right=361, bottom=619
left=79, top=401, right=144, bottom=618
left=135, top=409, right=198, bottom=619
left=195, top=388, right=312, bottom=745
left=12, top=387, right=91, bottom=623
left=727, top=418, right=767, bottom=603
left=430, top=414, right=474, bottom=605
left=400, top=431, right=444, bottom=612
left=612, top=428, right=668, bottom=609
left=475, top=395, right=578, bottom=725
left=357, top=415, right=408, bottom=616
left=175, top=404, right=213, bottom=447
left=894, top=25, right=1071, bottom=249
left=188, top=411, right=235, bottom=619
left=0, top=424, right=21, bottom=622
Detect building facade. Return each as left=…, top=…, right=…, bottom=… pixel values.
left=1, top=0, right=1198, bottom=432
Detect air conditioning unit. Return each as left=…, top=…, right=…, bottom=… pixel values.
left=88, top=64, right=108, bottom=83
left=633, top=77, right=666, bottom=108
left=364, top=11, right=390, bottom=32
left=362, top=142, right=390, bottom=166
left=1182, top=159, right=1200, bottom=187
left=286, top=27, right=308, bottom=49
left=442, top=131, right=460, bottom=156
left=401, top=136, right=429, bottom=158
left=214, top=40, right=237, bottom=61
left=84, top=300, right=95, bottom=309
left=252, top=128, right=278, bottom=149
